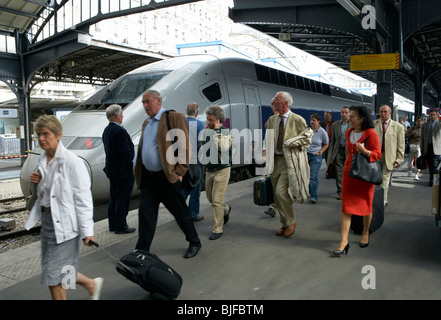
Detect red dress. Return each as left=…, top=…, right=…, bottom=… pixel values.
left=341, top=128, right=382, bottom=216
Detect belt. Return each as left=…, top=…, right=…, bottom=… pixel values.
left=41, top=206, right=51, bottom=214
left=274, top=154, right=284, bottom=157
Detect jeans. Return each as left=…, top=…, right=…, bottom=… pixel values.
left=181, top=164, right=204, bottom=219
left=308, top=153, right=323, bottom=201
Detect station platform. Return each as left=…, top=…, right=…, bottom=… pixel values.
left=0, top=164, right=440, bottom=302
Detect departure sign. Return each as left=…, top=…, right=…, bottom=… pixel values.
left=350, top=53, right=400, bottom=71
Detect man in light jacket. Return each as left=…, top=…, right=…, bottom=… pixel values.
left=374, top=104, right=405, bottom=206
left=265, top=91, right=309, bottom=238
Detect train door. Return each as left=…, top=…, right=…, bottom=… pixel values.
left=243, top=84, right=261, bottom=131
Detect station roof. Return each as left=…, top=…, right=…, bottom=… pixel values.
left=0, top=0, right=44, bottom=35
left=0, top=0, right=198, bottom=87
left=230, top=0, right=441, bottom=108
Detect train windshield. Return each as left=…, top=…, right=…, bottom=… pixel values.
left=99, top=71, right=170, bottom=104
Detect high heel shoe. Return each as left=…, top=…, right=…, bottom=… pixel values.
left=359, top=241, right=369, bottom=248
left=333, top=243, right=349, bottom=256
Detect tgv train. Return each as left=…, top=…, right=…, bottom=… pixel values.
left=20, top=54, right=372, bottom=203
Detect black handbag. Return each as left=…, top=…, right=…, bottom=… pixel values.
left=349, top=138, right=383, bottom=185
left=416, top=155, right=427, bottom=170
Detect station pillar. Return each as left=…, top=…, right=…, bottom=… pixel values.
left=413, top=75, right=423, bottom=118
left=375, top=70, right=394, bottom=116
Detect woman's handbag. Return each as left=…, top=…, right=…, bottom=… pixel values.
left=349, top=138, right=383, bottom=185
left=416, top=155, right=427, bottom=170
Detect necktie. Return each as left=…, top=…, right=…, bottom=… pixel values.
left=276, top=115, right=284, bottom=152
left=382, top=121, right=386, bottom=152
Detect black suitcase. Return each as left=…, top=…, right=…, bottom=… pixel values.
left=253, top=175, right=274, bottom=206
left=351, top=187, right=384, bottom=235
left=88, top=241, right=182, bottom=299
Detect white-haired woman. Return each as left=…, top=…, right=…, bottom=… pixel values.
left=25, top=115, right=103, bottom=300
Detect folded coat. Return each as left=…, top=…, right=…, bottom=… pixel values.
left=283, top=127, right=313, bottom=203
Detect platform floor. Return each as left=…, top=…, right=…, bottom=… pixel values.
left=0, top=164, right=440, bottom=302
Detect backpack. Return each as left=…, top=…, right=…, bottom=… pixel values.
left=165, top=110, right=201, bottom=190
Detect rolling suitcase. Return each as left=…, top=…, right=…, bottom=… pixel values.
left=88, top=240, right=183, bottom=299
left=253, top=175, right=274, bottom=206
left=351, top=187, right=384, bottom=235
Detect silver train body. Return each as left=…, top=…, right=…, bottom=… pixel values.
left=20, top=54, right=372, bottom=203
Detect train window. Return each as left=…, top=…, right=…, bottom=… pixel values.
left=296, top=76, right=305, bottom=90
left=269, top=69, right=279, bottom=84
left=99, top=71, right=170, bottom=105
left=287, top=74, right=296, bottom=88
left=67, top=137, right=102, bottom=150
left=279, top=71, right=288, bottom=86
left=255, top=64, right=270, bottom=82
left=202, top=83, right=222, bottom=102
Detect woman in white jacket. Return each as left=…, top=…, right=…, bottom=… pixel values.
left=25, top=115, right=103, bottom=300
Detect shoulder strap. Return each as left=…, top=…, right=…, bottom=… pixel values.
left=164, top=109, right=176, bottom=131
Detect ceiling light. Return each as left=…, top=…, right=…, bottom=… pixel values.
left=337, top=0, right=361, bottom=16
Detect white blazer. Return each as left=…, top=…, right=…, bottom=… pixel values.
left=25, top=141, right=94, bottom=244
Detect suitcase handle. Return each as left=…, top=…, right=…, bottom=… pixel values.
left=83, top=238, right=133, bottom=273
left=82, top=238, right=99, bottom=247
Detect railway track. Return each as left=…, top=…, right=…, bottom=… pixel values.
left=0, top=196, right=33, bottom=243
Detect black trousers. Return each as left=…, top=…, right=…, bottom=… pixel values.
left=108, top=175, right=134, bottom=232
left=136, top=167, right=201, bottom=252
left=426, top=143, right=441, bottom=182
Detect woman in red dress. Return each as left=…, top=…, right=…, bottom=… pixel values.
left=334, top=106, right=381, bottom=256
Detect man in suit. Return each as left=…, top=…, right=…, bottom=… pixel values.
left=134, top=89, right=201, bottom=258
left=265, top=91, right=308, bottom=238
left=374, top=104, right=405, bottom=206
left=420, top=109, right=441, bottom=186
left=102, top=104, right=136, bottom=234
left=181, top=102, right=205, bottom=222
left=327, top=106, right=350, bottom=200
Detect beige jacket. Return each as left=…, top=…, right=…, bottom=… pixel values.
left=264, top=112, right=311, bottom=203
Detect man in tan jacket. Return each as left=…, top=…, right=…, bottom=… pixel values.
left=265, top=91, right=308, bottom=238
left=134, top=89, right=201, bottom=258
left=374, top=104, right=405, bottom=206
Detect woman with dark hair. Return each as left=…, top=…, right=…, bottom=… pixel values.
left=334, top=106, right=381, bottom=255
left=307, top=113, right=329, bottom=203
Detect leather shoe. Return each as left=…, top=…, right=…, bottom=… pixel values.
left=184, top=243, right=201, bottom=259
left=115, top=227, right=136, bottom=234
left=275, top=227, right=287, bottom=236
left=224, top=205, right=231, bottom=225
left=193, top=216, right=204, bottom=222
left=209, top=232, right=223, bottom=240
left=284, top=222, right=296, bottom=238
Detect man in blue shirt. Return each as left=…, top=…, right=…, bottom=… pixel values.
left=134, top=90, right=201, bottom=258
left=181, top=102, right=205, bottom=222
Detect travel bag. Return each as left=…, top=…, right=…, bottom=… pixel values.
left=350, top=187, right=384, bottom=235
left=88, top=240, right=183, bottom=299
left=253, top=175, right=274, bottom=206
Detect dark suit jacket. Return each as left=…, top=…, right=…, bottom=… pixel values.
left=102, top=122, right=135, bottom=181
left=327, top=120, right=349, bottom=164
left=420, top=120, right=441, bottom=155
